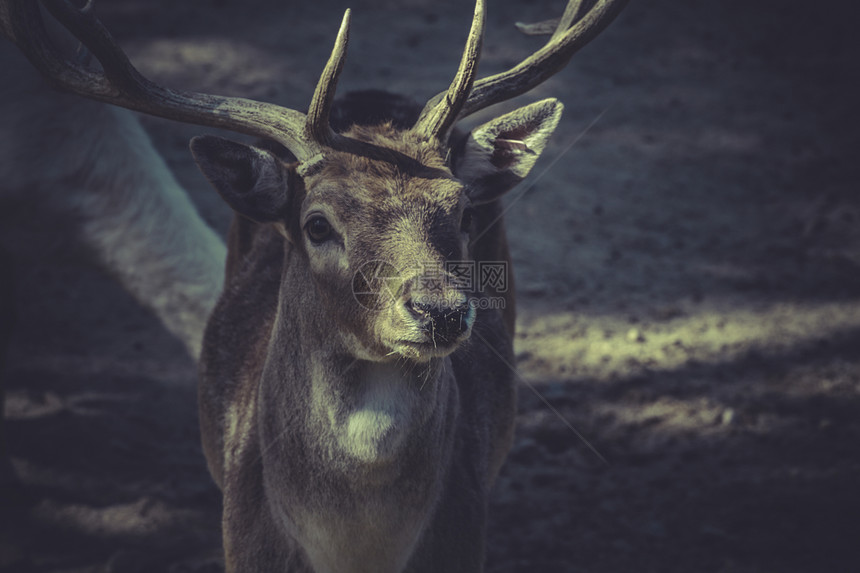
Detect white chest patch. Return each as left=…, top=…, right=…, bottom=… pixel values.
left=339, top=367, right=414, bottom=463
left=344, top=407, right=398, bottom=460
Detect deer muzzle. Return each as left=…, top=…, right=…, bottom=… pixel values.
left=402, top=274, right=475, bottom=347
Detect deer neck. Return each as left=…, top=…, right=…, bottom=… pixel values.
left=255, top=258, right=461, bottom=572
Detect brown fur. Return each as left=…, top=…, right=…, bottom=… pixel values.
left=194, top=94, right=562, bottom=572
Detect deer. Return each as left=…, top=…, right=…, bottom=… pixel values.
left=0, top=0, right=628, bottom=570
left=0, top=11, right=226, bottom=360
left=0, top=5, right=227, bottom=491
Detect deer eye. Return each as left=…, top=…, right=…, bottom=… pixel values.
left=460, top=207, right=475, bottom=233
left=305, top=216, right=333, bottom=243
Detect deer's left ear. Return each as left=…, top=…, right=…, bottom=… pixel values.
left=452, top=98, right=563, bottom=205
left=190, top=135, right=290, bottom=225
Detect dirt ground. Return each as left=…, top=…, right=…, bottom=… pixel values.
left=2, top=0, right=860, bottom=571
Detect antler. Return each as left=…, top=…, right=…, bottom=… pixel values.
left=0, top=0, right=349, bottom=164
left=413, top=0, right=484, bottom=142
left=1, top=0, right=627, bottom=162
left=415, top=0, right=629, bottom=142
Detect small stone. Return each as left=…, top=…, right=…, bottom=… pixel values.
left=627, top=328, right=645, bottom=343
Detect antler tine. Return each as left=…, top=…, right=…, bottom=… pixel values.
left=424, top=0, right=628, bottom=124
left=306, top=9, right=350, bottom=149
left=550, top=0, right=586, bottom=42
left=0, top=0, right=325, bottom=162
left=413, top=0, right=485, bottom=143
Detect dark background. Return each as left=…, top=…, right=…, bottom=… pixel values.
left=2, top=0, right=859, bottom=571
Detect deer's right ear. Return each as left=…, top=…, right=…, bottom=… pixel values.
left=190, top=135, right=290, bottom=225
left=453, top=98, right=563, bottom=205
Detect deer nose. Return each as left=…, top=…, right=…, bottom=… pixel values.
left=406, top=291, right=472, bottom=342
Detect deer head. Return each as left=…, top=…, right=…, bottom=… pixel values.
left=188, top=8, right=566, bottom=363
left=183, top=0, right=617, bottom=363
